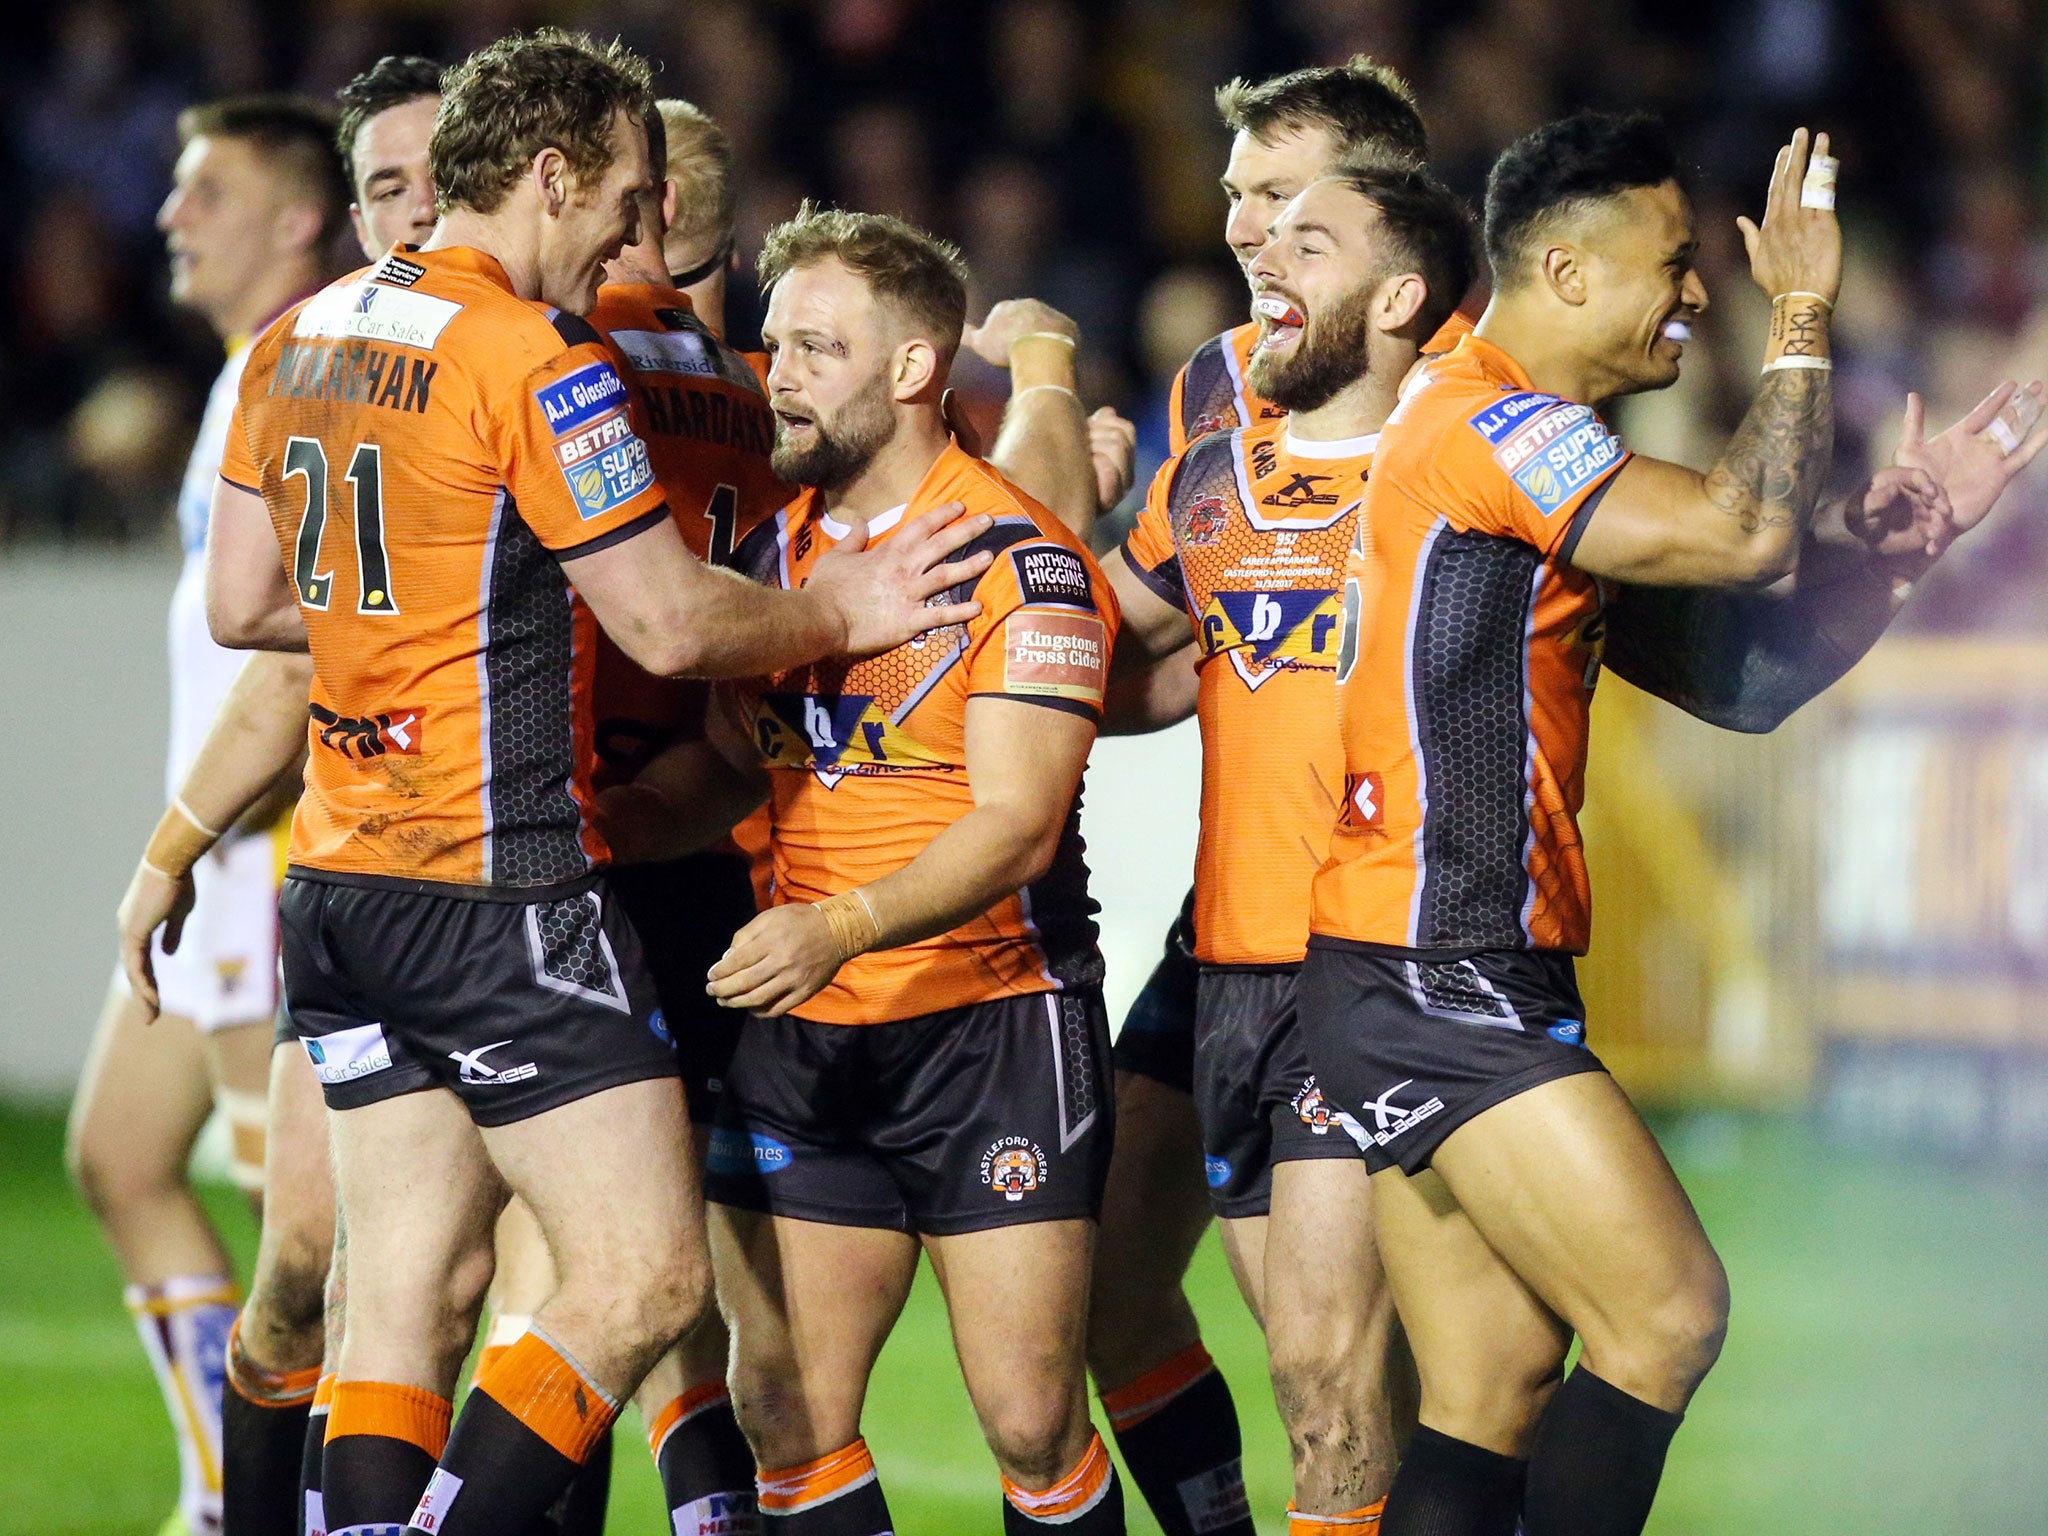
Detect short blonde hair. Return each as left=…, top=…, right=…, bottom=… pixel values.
left=656, top=99, right=736, bottom=261
left=758, top=202, right=969, bottom=358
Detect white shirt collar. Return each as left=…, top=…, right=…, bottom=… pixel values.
left=820, top=503, right=908, bottom=541
left=1283, top=425, right=1381, bottom=459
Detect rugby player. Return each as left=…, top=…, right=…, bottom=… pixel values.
left=1085, top=60, right=1439, bottom=1536
left=69, top=95, right=348, bottom=1536
left=1303, top=115, right=1838, bottom=1536
left=478, top=96, right=792, bottom=1536
left=1100, top=164, right=1474, bottom=1535
left=115, top=61, right=458, bottom=1536
left=607, top=206, right=1127, bottom=1535
left=198, top=32, right=998, bottom=1535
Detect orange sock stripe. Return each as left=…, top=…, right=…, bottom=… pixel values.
left=312, top=1373, right=337, bottom=1413
left=757, top=1439, right=879, bottom=1513
left=646, top=1383, right=733, bottom=1459
left=1003, top=1434, right=1113, bottom=1522
left=472, top=1328, right=617, bottom=1464
left=225, top=1318, right=321, bottom=1407
left=1288, top=1498, right=1385, bottom=1535
left=1099, top=1342, right=1217, bottom=1432
left=325, top=1380, right=451, bottom=1458
left=475, top=1342, right=512, bottom=1379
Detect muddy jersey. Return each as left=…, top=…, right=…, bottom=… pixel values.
left=1123, top=418, right=1374, bottom=965
left=1310, top=333, right=1627, bottom=954
left=586, top=284, right=787, bottom=790
left=1168, top=311, right=1476, bottom=454
left=723, top=441, right=1119, bottom=1025
left=219, top=245, right=670, bottom=896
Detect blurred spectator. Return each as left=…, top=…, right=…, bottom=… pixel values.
left=0, top=0, right=2038, bottom=629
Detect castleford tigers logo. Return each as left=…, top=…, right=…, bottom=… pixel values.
left=1291, top=1076, right=1336, bottom=1134
left=1189, top=410, right=1234, bottom=442
left=1198, top=589, right=1341, bottom=690
left=981, top=1136, right=1049, bottom=1201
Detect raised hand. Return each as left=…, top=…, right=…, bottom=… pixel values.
left=963, top=298, right=1080, bottom=369
left=1088, top=407, right=1137, bottom=510
left=1844, top=463, right=1955, bottom=561
left=1895, top=383, right=2048, bottom=534
left=807, top=501, right=995, bottom=656
left=1737, top=128, right=1842, bottom=311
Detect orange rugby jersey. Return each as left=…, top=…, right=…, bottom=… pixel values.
left=219, top=246, right=671, bottom=895
left=723, top=441, right=1120, bottom=1025
left=585, top=284, right=788, bottom=791
left=1168, top=311, right=1476, bottom=453
left=1123, top=417, right=1373, bottom=965
left=1310, top=333, right=1626, bottom=954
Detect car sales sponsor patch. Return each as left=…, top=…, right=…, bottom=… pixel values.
left=1468, top=391, right=1625, bottom=518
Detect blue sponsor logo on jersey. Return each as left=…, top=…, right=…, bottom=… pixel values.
left=563, top=431, right=655, bottom=518
left=536, top=360, right=630, bottom=434
left=1205, top=1155, right=1233, bottom=1188
left=1203, top=589, right=1340, bottom=664
left=647, top=1008, right=670, bottom=1045
left=708, top=1127, right=793, bottom=1176
left=1547, top=1019, right=1586, bottom=1046
left=1469, top=392, right=1624, bottom=518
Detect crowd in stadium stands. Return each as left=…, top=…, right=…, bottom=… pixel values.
left=1, top=0, right=2039, bottom=628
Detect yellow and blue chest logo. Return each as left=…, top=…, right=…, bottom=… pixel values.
left=1199, top=589, right=1342, bottom=691
left=751, top=692, right=948, bottom=787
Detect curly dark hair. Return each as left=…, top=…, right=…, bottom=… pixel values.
left=430, top=29, right=653, bottom=217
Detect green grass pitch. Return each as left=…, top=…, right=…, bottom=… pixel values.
left=4, top=1105, right=2046, bottom=1535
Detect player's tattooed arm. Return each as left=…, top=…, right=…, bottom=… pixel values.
left=1701, top=359, right=1833, bottom=538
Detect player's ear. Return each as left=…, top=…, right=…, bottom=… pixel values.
left=893, top=337, right=941, bottom=402
left=533, top=146, right=568, bottom=216
left=1540, top=241, right=1588, bottom=306
left=1375, top=271, right=1429, bottom=335
left=661, top=177, right=678, bottom=230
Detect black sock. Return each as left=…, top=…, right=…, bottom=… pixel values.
left=1380, top=1425, right=1526, bottom=1536
left=403, top=1389, right=587, bottom=1535
left=1105, top=1358, right=1249, bottom=1536
left=1520, top=1369, right=1683, bottom=1536
left=758, top=1439, right=894, bottom=1535
left=300, top=1393, right=327, bottom=1536
left=542, top=1427, right=611, bottom=1536
left=223, top=1379, right=313, bottom=1536
left=1002, top=1460, right=1125, bottom=1536
left=321, top=1381, right=448, bottom=1532
left=323, top=1436, right=439, bottom=1530
left=653, top=1389, right=759, bottom=1534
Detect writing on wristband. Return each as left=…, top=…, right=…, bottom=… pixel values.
left=813, top=887, right=881, bottom=962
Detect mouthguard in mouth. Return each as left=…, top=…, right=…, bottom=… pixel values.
left=1662, top=318, right=1692, bottom=344
left=1254, top=293, right=1306, bottom=328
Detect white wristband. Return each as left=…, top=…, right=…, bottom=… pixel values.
left=1762, top=355, right=1832, bottom=374
left=1012, top=383, right=1080, bottom=403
